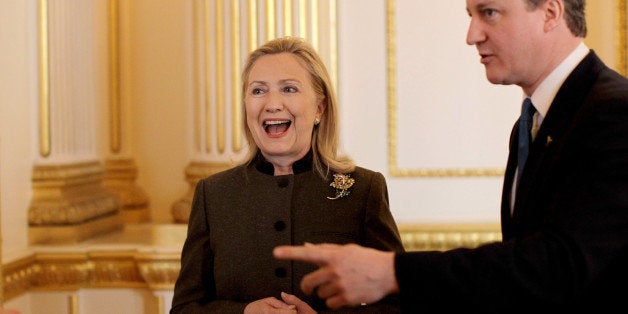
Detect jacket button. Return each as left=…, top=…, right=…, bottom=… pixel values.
left=274, top=220, right=286, bottom=231
left=277, top=178, right=289, bottom=188
left=275, top=267, right=287, bottom=278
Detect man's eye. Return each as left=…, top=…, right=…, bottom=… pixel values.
left=483, top=9, right=496, bottom=18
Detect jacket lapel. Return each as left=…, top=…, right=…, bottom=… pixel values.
left=504, top=51, right=604, bottom=237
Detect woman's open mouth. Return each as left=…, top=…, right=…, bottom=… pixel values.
left=264, top=120, right=292, bottom=135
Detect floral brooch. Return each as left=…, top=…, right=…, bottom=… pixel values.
left=327, top=173, right=355, bottom=200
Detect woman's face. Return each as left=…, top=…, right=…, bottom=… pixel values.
left=245, top=52, right=325, bottom=168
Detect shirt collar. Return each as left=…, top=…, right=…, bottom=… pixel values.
left=526, top=42, right=589, bottom=122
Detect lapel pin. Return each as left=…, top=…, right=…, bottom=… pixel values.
left=546, top=135, right=553, bottom=146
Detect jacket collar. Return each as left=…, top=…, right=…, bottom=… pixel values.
left=253, top=150, right=313, bottom=175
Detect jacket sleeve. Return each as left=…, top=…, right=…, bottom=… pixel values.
left=170, top=180, right=248, bottom=314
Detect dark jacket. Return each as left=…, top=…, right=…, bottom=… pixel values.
left=171, top=154, right=404, bottom=313
left=395, top=51, right=628, bottom=313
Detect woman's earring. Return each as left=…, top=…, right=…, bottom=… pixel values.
left=314, top=118, right=320, bottom=125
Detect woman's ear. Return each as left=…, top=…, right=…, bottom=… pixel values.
left=316, top=98, right=327, bottom=122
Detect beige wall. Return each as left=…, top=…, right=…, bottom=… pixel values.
left=0, top=0, right=625, bottom=311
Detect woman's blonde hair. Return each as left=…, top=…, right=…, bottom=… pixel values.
left=240, top=36, right=355, bottom=178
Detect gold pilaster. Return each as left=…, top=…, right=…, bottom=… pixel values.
left=38, top=0, right=51, bottom=157
left=265, top=0, right=276, bottom=40
left=204, top=0, right=213, bottom=153
left=109, top=0, right=122, bottom=153
left=231, top=0, right=243, bottom=152
left=248, top=0, right=258, bottom=51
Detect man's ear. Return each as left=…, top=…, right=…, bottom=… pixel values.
left=543, top=0, right=564, bottom=32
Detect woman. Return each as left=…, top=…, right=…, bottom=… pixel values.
left=171, top=36, right=404, bottom=313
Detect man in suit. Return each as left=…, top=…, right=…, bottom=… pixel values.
left=274, top=0, right=628, bottom=312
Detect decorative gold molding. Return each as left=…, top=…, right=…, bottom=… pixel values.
left=3, top=223, right=498, bottom=301
left=386, top=0, right=504, bottom=178
left=398, top=224, right=501, bottom=251
left=3, top=251, right=180, bottom=301
left=171, top=161, right=235, bottom=223
left=103, top=158, right=150, bottom=223
left=28, top=161, right=124, bottom=244
left=38, top=0, right=51, bottom=157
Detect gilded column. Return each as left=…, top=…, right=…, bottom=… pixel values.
left=103, top=0, right=150, bottom=223
left=29, top=0, right=123, bottom=243
left=171, top=0, right=337, bottom=223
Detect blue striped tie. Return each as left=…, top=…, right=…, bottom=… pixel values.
left=517, top=98, right=535, bottom=181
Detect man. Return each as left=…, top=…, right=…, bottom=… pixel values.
left=274, top=0, right=628, bottom=312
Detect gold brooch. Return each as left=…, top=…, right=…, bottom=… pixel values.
left=327, top=173, right=355, bottom=200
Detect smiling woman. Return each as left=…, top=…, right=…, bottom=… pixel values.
left=170, top=36, right=406, bottom=313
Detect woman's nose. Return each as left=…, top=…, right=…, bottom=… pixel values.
left=264, top=91, right=284, bottom=112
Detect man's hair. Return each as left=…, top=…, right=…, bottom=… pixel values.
left=526, top=0, right=587, bottom=37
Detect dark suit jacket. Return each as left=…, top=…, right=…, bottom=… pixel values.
left=171, top=154, right=405, bottom=313
left=395, top=51, right=628, bottom=313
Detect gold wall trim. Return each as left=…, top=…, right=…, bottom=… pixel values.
left=618, top=0, right=627, bottom=76
left=310, top=0, right=319, bottom=50
left=231, top=0, right=243, bottom=152
left=385, top=0, right=504, bottom=178
left=283, top=0, right=293, bottom=36
left=3, top=250, right=180, bottom=301
left=215, top=0, right=226, bottom=153
left=109, top=0, right=122, bottom=153
left=265, top=0, right=276, bottom=41
left=38, top=0, right=51, bottom=157
left=3, top=223, right=498, bottom=300
left=329, top=0, right=337, bottom=87
left=204, top=0, right=213, bottom=153
left=68, top=294, right=79, bottom=314
left=248, top=0, right=258, bottom=52
left=398, top=224, right=501, bottom=251
left=298, top=0, right=307, bottom=40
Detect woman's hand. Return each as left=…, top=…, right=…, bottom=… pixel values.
left=244, top=297, right=297, bottom=314
left=281, top=292, right=317, bottom=314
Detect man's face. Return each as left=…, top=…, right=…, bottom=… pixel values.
left=466, top=0, right=548, bottom=91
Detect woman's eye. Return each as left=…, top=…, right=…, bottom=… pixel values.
left=251, top=88, right=264, bottom=95
left=283, top=86, right=297, bottom=93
